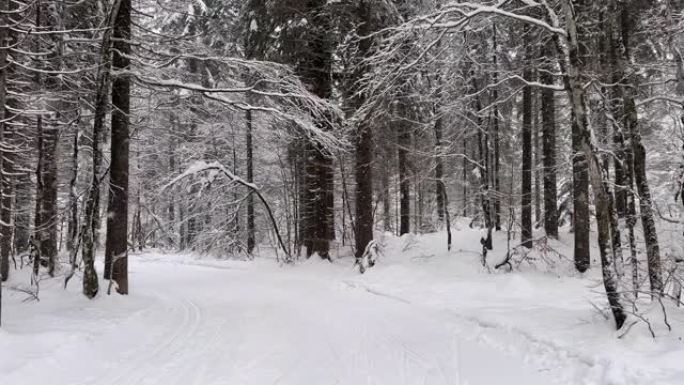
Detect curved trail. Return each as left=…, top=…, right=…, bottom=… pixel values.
left=4, top=257, right=558, bottom=385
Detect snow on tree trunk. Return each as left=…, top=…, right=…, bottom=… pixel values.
left=563, top=0, right=626, bottom=329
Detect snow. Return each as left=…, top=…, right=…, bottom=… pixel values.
left=2, top=223, right=684, bottom=384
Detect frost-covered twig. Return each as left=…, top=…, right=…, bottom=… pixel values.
left=163, top=161, right=292, bottom=262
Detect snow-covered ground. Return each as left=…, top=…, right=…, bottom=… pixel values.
left=2, top=222, right=684, bottom=385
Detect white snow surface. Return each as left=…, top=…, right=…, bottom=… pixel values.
left=2, top=222, right=684, bottom=385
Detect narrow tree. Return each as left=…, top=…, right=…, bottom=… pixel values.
left=541, top=43, right=559, bottom=239
left=614, top=1, right=663, bottom=295
left=521, top=47, right=534, bottom=249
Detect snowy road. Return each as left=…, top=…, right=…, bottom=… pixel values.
left=2, top=255, right=557, bottom=385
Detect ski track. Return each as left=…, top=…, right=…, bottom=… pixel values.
left=340, top=280, right=654, bottom=385
left=95, top=293, right=203, bottom=385
left=3, top=256, right=624, bottom=385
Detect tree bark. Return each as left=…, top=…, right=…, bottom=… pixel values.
left=521, top=65, right=534, bottom=248
left=66, top=128, right=79, bottom=252
left=617, top=5, right=663, bottom=295
left=541, top=45, right=559, bottom=239
left=0, top=15, right=10, bottom=282
left=295, top=0, right=335, bottom=259
left=398, top=114, right=411, bottom=236
left=563, top=0, right=626, bottom=329
left=104, top=0, right=131, bottom=294
left=571, top=2, right=592, bottom=272
left=382, top=149, right=392, bottom=232
left=351, top=1, right=376, bottom=260
left=355, top=120, right=374, bottom=259
left=434, top=111, right=446, bottom=223
left=492, top=24, right=502, bottom=231
left=245, top=102, right=256, bottom=255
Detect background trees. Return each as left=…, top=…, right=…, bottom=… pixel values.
left=0, top=0, right=682, bottom=332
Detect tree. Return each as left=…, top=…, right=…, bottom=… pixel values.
left=541, top=43, right=559, bottom=239
left=612, top=0, right=663, bottom=295
left=104, top=0, right=131, bottom=294
left=562, top=0, right=627, bottom=328
left=521, top=34, right=534, bottom=249
left=0, top=1, right=11, bottom=283
left=571, top=0, right=592, bottom=273
left=351, top=1, right=378, bottom=261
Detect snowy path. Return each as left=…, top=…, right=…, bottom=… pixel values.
left=2, top=256, right=557, bottom=385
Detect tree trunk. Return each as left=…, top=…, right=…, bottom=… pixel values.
left=79, top=0, right=126, bottom=298
left=492, top=24, right=502, bottom=231
left=521, top=65, right=533, bottom=249
left=563, top=0, right=626, bottom=329
left=541, top=46, right=559, bottom=239
left=66, top=129, right=79, bottom=252
left=352, top=2, right=375, bottom=260
left=0, top=16, right=9, bottom=282
left=245, top=104, right=256, bottom=255
left=382, top=150, right=391, bottom=232
left=462, top=137, right=468, bottom=217
left=296, top=1, right=335, bottom=259
left=355, top=119, right=374, bottom=260
left=398, top=116, right=411, bottom=236
left=13, top=171, right=31, bottom=258
left=617, top=5, right=663, bottom=295
left=571, top=3, right=592, bottom=272
left=434, top=112, right=445, bottom=223
left=533, top=88, right=542, bottom=227
left=104, top=0, right=131, bottom=294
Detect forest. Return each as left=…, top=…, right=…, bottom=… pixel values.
left=1, top=0, right=684, bottom=384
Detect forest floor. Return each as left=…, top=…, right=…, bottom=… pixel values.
left=2, top=220, right=684, bottom=385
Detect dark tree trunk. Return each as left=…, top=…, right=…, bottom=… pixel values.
left=304, top=143, right=334, bottom=258
left=572, top=128, right=591, bottom=272
left=33, top=0, right=63, bottom=278
left=492, top=24, right=502, bottom=231
left=352, top=2, right=375, bottom=260
left=0, top=142, right=13, bottom=281
left=66, top=129, right=79, bottom=252
left=382, top=149, right=391, bottom=232
left=618, top=6, right=663, bottom=295
left=13, top=171, right=31, bottom=258
left=541, top=47, right=559, bottom=239
left=0, top=18, right=9, bottom=282
left=104, top=0, right=131, bottom=294
left=475, top=100, right=492, bottom=231
left=563, top=0, right=626, bottom=328
left=521, top=67, right=534, bottom=249
left=533, top=88, right=542, bottom=227
left=245, top=105, right=256, bottom=255
left=398, top=118, right=411, bottom=236
left=434, top=113, right=445, bottom=223
left=39, top=128, right=58, bottom=277
left=462, top=137, right=468, bottom=217
left=294, top=0, right=335, bottom=259
left=571, top=4, right=592, bottom=272
left=168, top=115, right=177, bottom=244
left=355, top=120, right=374, bottom=259
left=0, top=0, right=8, bottom=326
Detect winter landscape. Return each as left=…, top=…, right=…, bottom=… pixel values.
left=1, top=0, right=684, bottom=384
